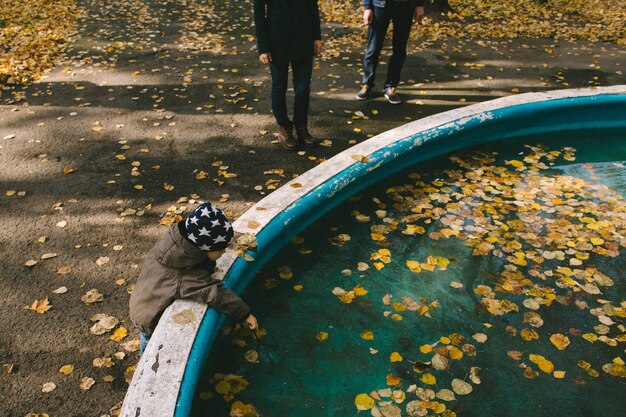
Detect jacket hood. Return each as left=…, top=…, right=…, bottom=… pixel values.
left=156, top=226, right=208, bottom=269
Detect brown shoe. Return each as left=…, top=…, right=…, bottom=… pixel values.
left=295, top=126, right=319, bottom=148
left=276, top=124, right=298, bottom=151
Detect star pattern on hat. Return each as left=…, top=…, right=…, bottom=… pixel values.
left=183, top=202, right=234, bottom=251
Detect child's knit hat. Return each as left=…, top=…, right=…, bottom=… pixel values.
left=183, top=202, right=234, bottom=251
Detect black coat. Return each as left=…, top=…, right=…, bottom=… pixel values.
left=254, top=0, right=322, bottom=63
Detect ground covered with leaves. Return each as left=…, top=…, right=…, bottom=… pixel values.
left=0, top=0, right=625, bottom=416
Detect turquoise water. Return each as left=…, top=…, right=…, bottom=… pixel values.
left=193, top=134, right=626, bottom=417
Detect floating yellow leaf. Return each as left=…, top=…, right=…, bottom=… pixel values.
left=230, top=401, right=259, bottom=417
left=390, top=352, right=403, bottom=363
left=316, top=331, right=329, bottom=341
left=506, top=160, right=524, bottom=168
left=278, top=266, right=293, bottom=280
left=553, top=371, right=566, bottom=379
left=215, top=380, right=231, bottom=395
left=419, top=344, right=432, bottom=354
left=582, top=333, right=598, bottom=343
left=422, top=373, right=436, bottom=385
left=549, top=333, right=571, bottom=350
left=520, top=328, right=539, bottom=341
left=406, top=260, right=422, bottom=273
left=353, top=285, right=368, bottom=296
left=354, top=393, right=375, bottom=411
left=360, top=331, right=374, bottom=340
left=529, top=354, right=554, bottom=374
left=386, top=374, right=402, bottom=386
left=449, top=346, right=463, bottom=360
left=602, top=363, right=626, bottom=378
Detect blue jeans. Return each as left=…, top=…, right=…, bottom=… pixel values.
left=140, top=331, right=151, bottom=355
left=362, top=2, right=414, bottom=89
left=269, top=56, right=313, bottom=127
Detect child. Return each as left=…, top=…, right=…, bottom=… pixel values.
left=130, top=201, right=258, bottom=353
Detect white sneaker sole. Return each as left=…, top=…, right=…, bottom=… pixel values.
left=384, top=94, right=401, bottom=104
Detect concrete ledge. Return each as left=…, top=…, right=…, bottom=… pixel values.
left=121, top=85, right=626, bottom=417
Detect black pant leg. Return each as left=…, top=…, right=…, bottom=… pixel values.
left=292, top=56, right=314, bottom=127
left=385, top=2, right=413, bottom=89
left=270, top=61, right=291, bottom=126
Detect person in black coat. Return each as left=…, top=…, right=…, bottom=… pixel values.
left=254, top=0, right=322, bottom=150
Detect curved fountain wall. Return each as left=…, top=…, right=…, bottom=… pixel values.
left=121, top=85, right=626, bottom=417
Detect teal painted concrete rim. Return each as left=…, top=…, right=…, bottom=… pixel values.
left=174, top=90, right=626, bottom=416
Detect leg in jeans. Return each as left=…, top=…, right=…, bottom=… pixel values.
left=140, top=331, right=151, bottom=355
left=384, top=2, right=413, bottom=89
left=362, top=6, right=391, bottom=88
left=269, top=61, right=291, bottom=126
left=291, top=56, right=313, bottom=128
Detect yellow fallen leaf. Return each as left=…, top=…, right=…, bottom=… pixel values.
left=25, top=298, right=51, bottom=314
left=353, top=284, right=368, bottom=296
left=449, top=346, right=463, bottom=360
left=59, top=364, right=74, bottom=375
left=520, top=328, right=539, bottom=341
left=506, top=160, right=524, bottom=168
left=386, top=374, right=402, bottom=386
left=419, top=344, right=432, bottom=354
left=110, top=326, right=128, bottom=342
left=529, top=354, right=554, bottom=374
left=351, top=154, right=369, bottom=163
left=354, top=393, right=375, bottom=411
left=125, top=365, right=136, bottom=384
left=421, top=373, right=436, bottom=385
left=406, top=260, right=422, bottom=273
left=360, top=330, right=374, bottom=340
left=549, top=333, right=571, bottom=350
left=215, top=380, right=231, bottom=395
left=316, top=331, right=329, bottom=341
left=390, top=352, right=403, bottom=363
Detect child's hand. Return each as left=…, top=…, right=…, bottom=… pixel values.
left=245, top=314, right=258, bottom=330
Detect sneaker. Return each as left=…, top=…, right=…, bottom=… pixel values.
left=356, top=85, right=372, bottom=101
left=295, top=126, right=319, bottom=148
left=276, top=124, right=298, bottom=151
left=384, top=87, right=401, bottom=104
